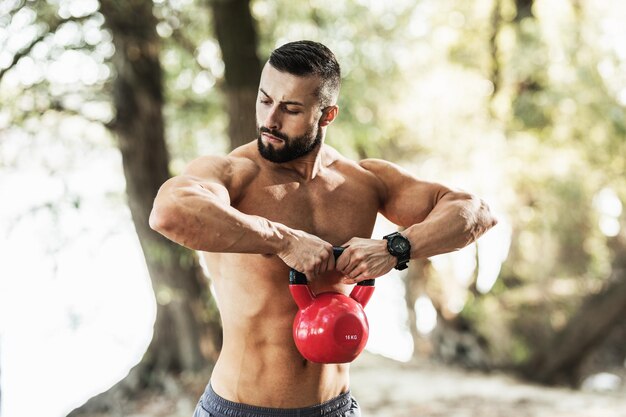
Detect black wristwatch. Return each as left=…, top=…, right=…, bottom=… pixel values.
left=383, top=232, right=411, bottom=271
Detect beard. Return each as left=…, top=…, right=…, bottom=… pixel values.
left=257, top=123, right=323, bottom=163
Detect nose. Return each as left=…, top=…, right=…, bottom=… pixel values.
left=262, top=105, right=281, bottom=131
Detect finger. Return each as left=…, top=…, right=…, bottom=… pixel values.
left=343, top=261, right=360, bottom=278
left=336, top=250, right=349, bottom=270
left=307, top=261, right=317, bottom=281
left=319, top=245, right=333, bottom=274
left=352, top=273, right=364, bottom=283
left=353, top=274, right=375, bottom=284
left=320, top=258, right=328, bottom=276
left=320, top=249, right=332, bottom=275
left=346, top=264, right=365, bottom=280
left=338, top=245, right=359, bottom=271
left=327, top=248, right=336, bottom=272
left=336, top=243, right=347, bottom=270
left=352, top=267, right=374, bottom=283
left=341, top=251, right=361, bottom=276
left=343, top=271, right=364, bottom=284
left=306, top=271, right=315, bottom=283
left=315, top=256, right=325, bottom=277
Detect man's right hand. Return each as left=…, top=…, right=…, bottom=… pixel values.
left=277, top=230, right=336, bottom=281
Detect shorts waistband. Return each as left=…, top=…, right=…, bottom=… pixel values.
left=200, top=384, right=354, bottom=417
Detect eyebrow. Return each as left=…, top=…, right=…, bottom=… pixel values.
left=259, top=88, right=304, bottom=106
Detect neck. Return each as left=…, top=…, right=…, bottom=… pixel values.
left=275, top=143, right=326, bottom=181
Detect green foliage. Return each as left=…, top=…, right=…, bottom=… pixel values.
left=152, top=0, right=230, bottom=171
left=253, top=0, right=427, bottom=161
left=449, top=0, right=626, bottom=369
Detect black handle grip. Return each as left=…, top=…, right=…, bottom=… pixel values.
left=289, top=246, right=375, bottom=286
left=332, top=246, right=345, bottom=259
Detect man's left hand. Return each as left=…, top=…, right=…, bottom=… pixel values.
left=336, top=237, right=397, bottom=283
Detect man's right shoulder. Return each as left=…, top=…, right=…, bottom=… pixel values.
left=184, top=143, right=260, bottom=187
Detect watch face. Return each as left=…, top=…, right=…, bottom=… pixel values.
left=392, top=237, right=409, bottom=253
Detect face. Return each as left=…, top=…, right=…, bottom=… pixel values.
left=256, top=63, right=331, bottom=163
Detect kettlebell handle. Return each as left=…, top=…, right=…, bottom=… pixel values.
left=289, top=246, right=375, bottom=287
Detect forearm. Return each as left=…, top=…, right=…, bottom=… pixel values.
left=150, top=185, right=290, bottom=254
left=403, top=192, right=497, bottom=259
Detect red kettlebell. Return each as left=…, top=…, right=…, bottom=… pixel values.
left=289, top=247, right=375, bottom=364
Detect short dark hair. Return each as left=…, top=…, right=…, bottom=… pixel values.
left=268, top=40, right=341, bottom=107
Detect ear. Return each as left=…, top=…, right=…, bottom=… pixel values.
left=319, top=105, right=338, bottom=127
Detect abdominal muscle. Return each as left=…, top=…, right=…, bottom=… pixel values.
left=204, top=252, right=352, bottom=408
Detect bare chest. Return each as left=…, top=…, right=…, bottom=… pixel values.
left=233, top=174, right=381, bottom=244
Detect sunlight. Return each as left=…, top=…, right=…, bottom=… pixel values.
left=0, top=122, right=155, bottom=417
left=14, top=55, right=43, bottom=86
left=476, top=217, right=512, bottom=294
left=593, top=187, right=622, bottom=237
left=48, top=50, right=101, bottom=85
left=192, top=71, right=216, bottom=95
left=365, top=215, right=414, bottom=362
left=197, top=39, right=225, bottom=78
left=54, top=20, right=82, bottom=46
left=57, top=0, right=99, bottom=19
left=0, top=206, right=156, bottom=417
left=618, top=89, right=626, bottom=107
left=415, top=295, right=437, bottom=335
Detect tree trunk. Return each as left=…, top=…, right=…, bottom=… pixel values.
left=210, top=0, right=262, bottom=150
left=524, top=270, right=626, bottom=386
left=487, top=0, right=501, bottom=115
left=514, top=0, right=534, bottom=22
left=70, top=3, right=221, bottom=413
left=100, top=0, right=221, bottom=375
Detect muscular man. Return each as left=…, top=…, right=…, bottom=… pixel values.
left=150, top=40, right=497, bottom=417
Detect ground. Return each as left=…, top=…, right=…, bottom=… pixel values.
left=75, top=352, right=626, bottom=417
left=350, top=353, right=626, bottom=417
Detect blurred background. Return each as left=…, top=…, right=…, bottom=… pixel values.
left=1, top=0, right=625, bottom=416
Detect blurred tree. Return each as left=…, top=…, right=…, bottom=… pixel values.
left=488, top=0, right=502, bottom=107
left=526, top=244, right=626, bottom=385
left=97, top=0, right=220, bottom=374
left=65, top=1, right=223, bottom=413
left=210, top=0, right=261, bottom=150
left=513, top=0, right=534, bottom=22
left=505, top=0, right=626, bottom=386
left=403, top=258, right=438, bottom=357
left=69, top=0, right=263, bottom=410
left=0, top=0, right=221, bottom=412
left=442, top=0, right=626, bottom=385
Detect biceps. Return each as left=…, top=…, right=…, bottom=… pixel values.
left=380, top=183, right=450, bottom=227
left=197, top=181, right=231, bottom=205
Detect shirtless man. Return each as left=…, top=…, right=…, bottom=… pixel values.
left=150, top=40, right=497, bottom=417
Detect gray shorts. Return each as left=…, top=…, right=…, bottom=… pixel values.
left=193, top=383, right=361, bottom=417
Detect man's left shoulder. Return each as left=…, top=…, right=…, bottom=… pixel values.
left=325, top=148, right=378, bottom=175
left=358, top=158, right=404, bottom=178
